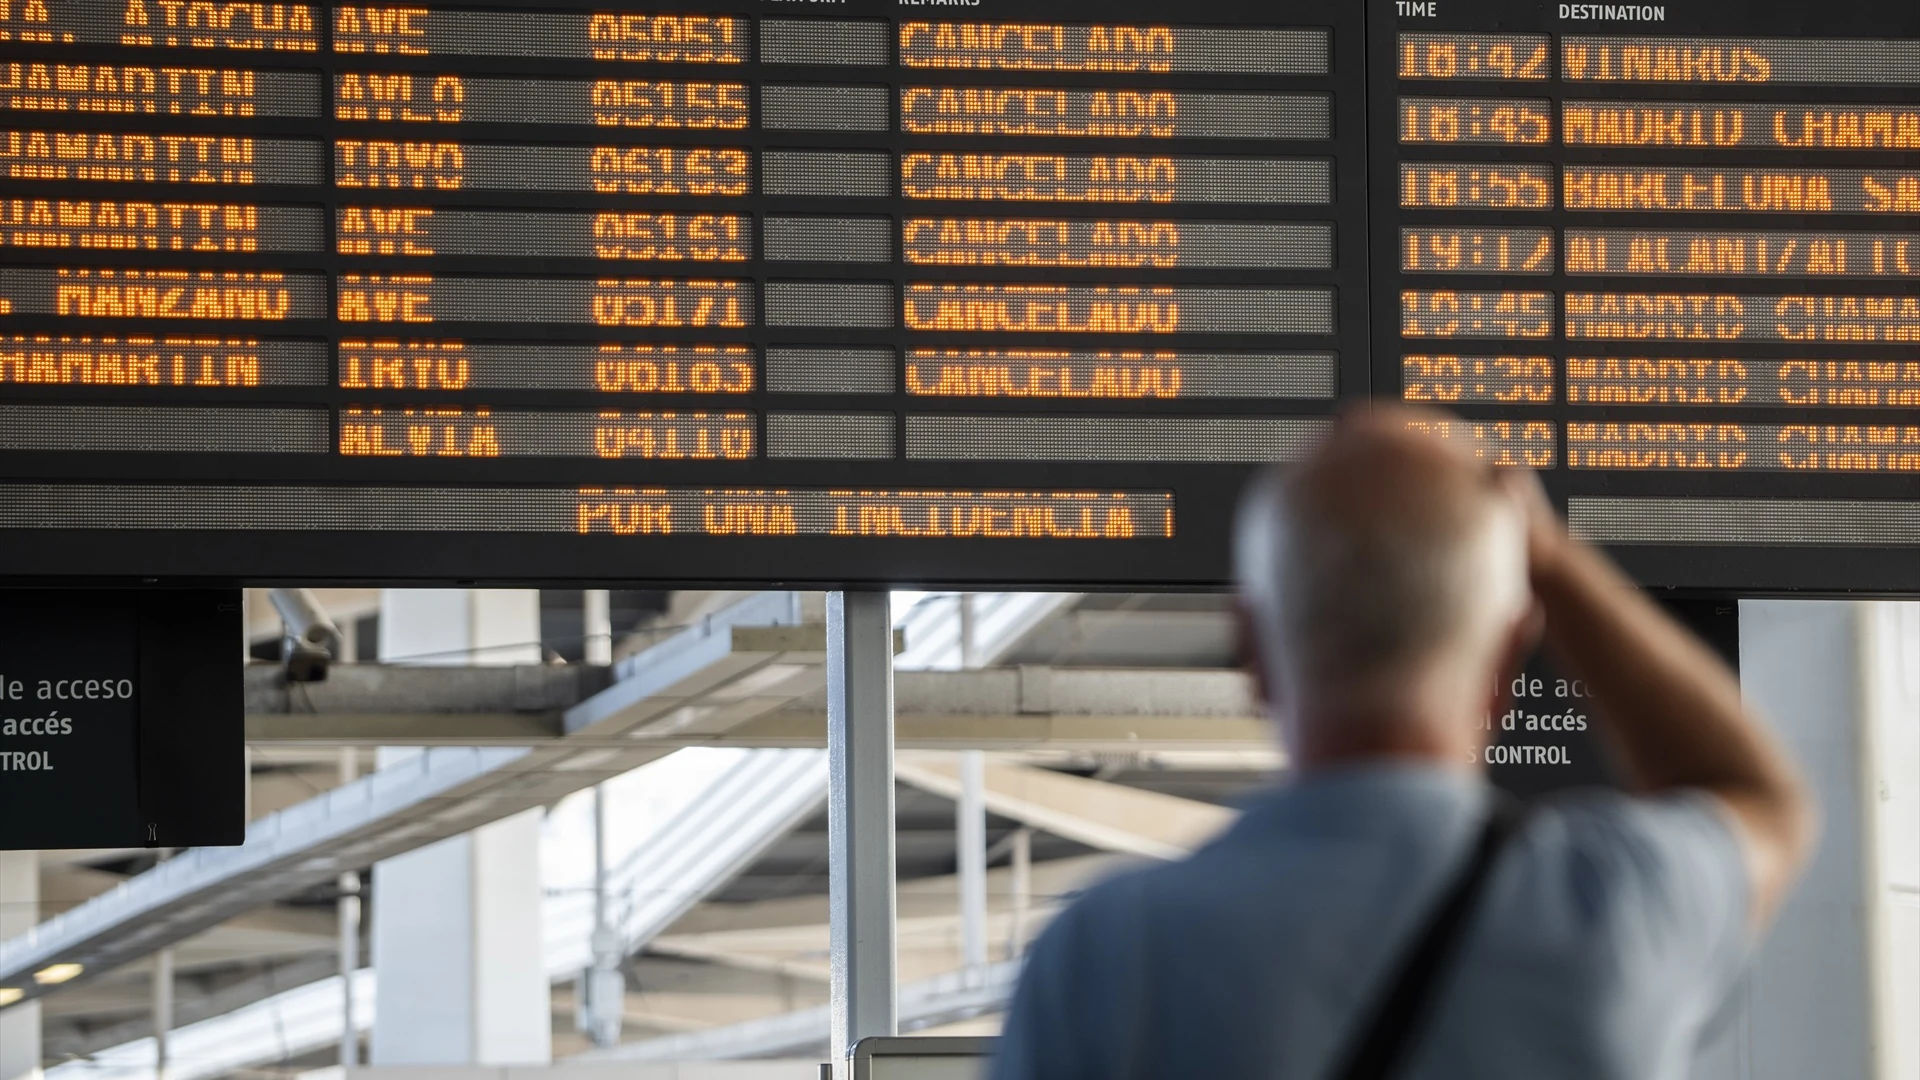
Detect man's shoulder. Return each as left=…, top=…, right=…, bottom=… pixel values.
left=1521, top=787, right=1745, bottom=870
left=1490, top=787, right=1750, bottom=949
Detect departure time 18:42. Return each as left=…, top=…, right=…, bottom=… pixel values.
left=1398, top=33, right=1551, bottom=81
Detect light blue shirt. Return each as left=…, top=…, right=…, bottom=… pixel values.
left=992, top=765, right=1749, bottom=1080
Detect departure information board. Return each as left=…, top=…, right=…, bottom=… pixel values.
left=1375, top=1, right=1920, bottom=594
left=0, top=0, right=1912, bottom=591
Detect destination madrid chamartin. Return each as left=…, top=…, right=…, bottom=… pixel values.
left=0, top=0, right=1915, bottom=588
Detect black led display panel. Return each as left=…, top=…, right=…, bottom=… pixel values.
left=0, top=0, right=1915, bottom=591
left=0, top=589, right=244, bottom=850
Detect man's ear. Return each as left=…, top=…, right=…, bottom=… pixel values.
left=1234, top=598, right=1278, bottom=712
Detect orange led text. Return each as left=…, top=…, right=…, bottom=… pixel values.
left=902, top=152, right=1177, bottom=202
left=902, top=86, right=1177, bottom=138
left=587, top=14, right=741, bottom=63
left=590, top=279, right=748, bottom=328
left=0, top=334, right=265, bottom=385
left=592, top=342, right=752, bottom=393
left=120, top=0, right=318, bottom=50
left=589, top=81, right=746, bottom=129
left=592, top=411, right=753, bottom=459
left=2, top=129, right=262, bottom=183
left=339, top=405, right=499, bottom=456
left=905, top=217, right=1180, bottom=267
left=337, top=205, right=431, bottom=255
left=338, top=338, right=467, bottom=388
left=335, top=72, right=462, bottom=122
left=905, top=282, right=1180, bottom=333
left=1561, top=41, right=1771, bottom=83
left=590, top=146, right=748, bottom=195
left=0, top=198, right=265, bottom=251
left=332, top=6, right=426, bottom=53
left=49, top=267, right=292, bottom=318
left=906, top=348, right=1182, bottom=398
left=335, top=139, right=462, bottom=188
left=1, top=62, right=264, bottom=115
left=337, top=273, right=432, bottom=321
left=899, top=22, right=1176, bottom=72
left=1401, top=355, right=1554, bottom=403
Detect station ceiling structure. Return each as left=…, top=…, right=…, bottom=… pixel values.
left=7, top=589, right=1276, bottom=1078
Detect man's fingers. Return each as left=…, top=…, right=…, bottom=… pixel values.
left=1497, top=467, right=1574, bottom=577
left=1498, top=465, right=1552, bottom=516
left=1329, top=403, right=1490, bottom=471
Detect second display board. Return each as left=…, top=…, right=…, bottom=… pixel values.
left=1372, top=0, right=1920, bottom=593
left=0, top=0, right=1914, bottom=590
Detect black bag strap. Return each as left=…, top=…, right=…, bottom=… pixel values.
left=1330, top=797, right=1527, bottom=1080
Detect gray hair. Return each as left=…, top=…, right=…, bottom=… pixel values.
left=1234, top=459, right=1529, bottom=705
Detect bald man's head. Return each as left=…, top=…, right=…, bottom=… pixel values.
left=1235, top=412, right=1532, bottom=757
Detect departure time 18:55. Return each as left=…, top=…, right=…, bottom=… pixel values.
left=1400, top=163, right=1555, bottom=209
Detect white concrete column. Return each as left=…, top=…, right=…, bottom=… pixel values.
left=1694, top=600, right=1914, bottom=1080
left=1008, top=827, right=1032, bottom=962
left=583, top=590, right=613, bottom=666
left=1866, top=603, right=1918, bottom=1080
left=370, top=589, right=551, bottom=1066
left=338, top=748, right=362, bottom=1067
left=574, top=564, right=624, bottom=1046
left=957, top=593, right=977, bottom=671
left=0, top=851, right=40, bottom=1080
left=957, top=750, right=988, bottom=979
left=152, top=946, right=173, bottom=1080
left=827, top=591, right=897, bottom=1061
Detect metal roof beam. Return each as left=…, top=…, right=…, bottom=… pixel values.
left=576, top=961, right=1022, bottom=1063
left=42, top=747, right=833, bottom=1080
left=42, top=953, right=342, bottom=1062
left=894, top=753, right=1235, bottom=861
left=2, top=593, right=827, bottom=1007
left=247, top=667, right=1268, bottom=752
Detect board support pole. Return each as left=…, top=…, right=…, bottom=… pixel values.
left=826, top=591, right=897, bottom=1071
left=153, top=948, right=173, bottom=1080
left=339, top=749, right=362, bottom=1067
